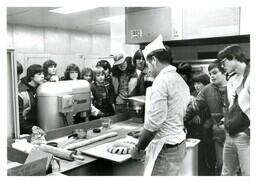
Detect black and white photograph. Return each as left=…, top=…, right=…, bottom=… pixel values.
left=1, top=0, right=254, bottom=180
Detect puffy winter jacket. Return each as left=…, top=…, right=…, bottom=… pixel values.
left=18, top=80, right=38, bottom=134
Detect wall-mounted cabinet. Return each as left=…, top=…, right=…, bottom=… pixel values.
left=125, top=7, right=173, bottom=44
left=239, top=7, right=250, bottom=35
left=125, top=7, right=245, bottom=44
left=182, top=7, right=240, bottom=39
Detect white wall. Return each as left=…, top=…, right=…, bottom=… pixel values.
left=110, top=21, right=139, bottom=56
left=7, top=24, right=112, bottom=55
left=7, top=23, right=111, bottom=78
left=8, top=23, right=139, bottom=78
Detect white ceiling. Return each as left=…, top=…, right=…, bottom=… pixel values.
left=7, top=7, right=125, bottom=34
left=7, top=7, right=158, bottom=34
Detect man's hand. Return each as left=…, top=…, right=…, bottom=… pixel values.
left=131, top=145, right=145, bottom=161
left=131, top=129, right=155, bottom=161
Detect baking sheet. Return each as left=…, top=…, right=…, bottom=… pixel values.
left=81, top=136, right=138, bottom=163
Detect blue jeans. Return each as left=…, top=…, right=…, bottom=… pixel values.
left=151, top=141, right=186, bottom=176
left=221, top=131, right=250, bottom=176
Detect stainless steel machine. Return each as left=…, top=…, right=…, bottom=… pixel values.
left=37, top=80, right=91, bottom=131
left=127, top=95, right=145, bottom=122
left=127, top=96, right=145, bottom=114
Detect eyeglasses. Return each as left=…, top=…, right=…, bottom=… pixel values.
left=219, top=58, right=228, bottom=67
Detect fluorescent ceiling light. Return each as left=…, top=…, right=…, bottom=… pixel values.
left=99, top=15, right=125, bottom=23
left=49, top=7, right=96, bottom=14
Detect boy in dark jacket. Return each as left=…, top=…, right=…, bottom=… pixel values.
left=91, top=66, right=115, bottom=117
left=183, top=60, right=228, bottom=175
left=18, top=64, right=44, bottom=134
left=185, top=73, right=213, bottom=175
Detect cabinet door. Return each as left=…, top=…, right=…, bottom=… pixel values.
left=240, top=7, right=250, bottom=35
left=125, top=7, right=172, bottom=44
left=182, top=7, right=240, bottom=39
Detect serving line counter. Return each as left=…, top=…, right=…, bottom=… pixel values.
left=8, top=112, right=199, bottom=176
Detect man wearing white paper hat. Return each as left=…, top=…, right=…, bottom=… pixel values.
left=131, top=35, right=190, bottom=176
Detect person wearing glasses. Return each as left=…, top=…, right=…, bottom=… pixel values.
left=217, top=44, right=250, bottom=176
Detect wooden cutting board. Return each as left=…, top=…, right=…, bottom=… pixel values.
left=81, top=136, right=138, bottom=163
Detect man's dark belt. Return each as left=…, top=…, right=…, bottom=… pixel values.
left=163, top=140, right=184, bottom=149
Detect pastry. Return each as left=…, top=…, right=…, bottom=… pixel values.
left=106, top=141, right=135, bottom=155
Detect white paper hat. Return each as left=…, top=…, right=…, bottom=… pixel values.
left=142, top=34, right=166, bottom=60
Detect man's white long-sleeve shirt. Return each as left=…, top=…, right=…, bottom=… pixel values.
left=144, top=65, right=190, bottom=145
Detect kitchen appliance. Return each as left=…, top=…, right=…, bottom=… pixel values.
left=127, top=95, right=145, bottom=120
left=126, top=87, right=153, bottom=122
left=127, top=96, right=145, bottom=113
left=37, top=80, right=91, bottom=131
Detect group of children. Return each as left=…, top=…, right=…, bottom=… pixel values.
left=17, top=49, right=152, bottom=134
left=16, top=44, right=250, bottom=176
left=180, top=45, right=250, bottom=176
